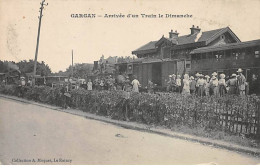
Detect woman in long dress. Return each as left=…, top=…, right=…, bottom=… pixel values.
left=131, top=77, right=141, bottom=92
left=182, top=74, right=190, bottom=95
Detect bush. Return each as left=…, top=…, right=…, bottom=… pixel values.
left=0, top=85, right=259, bottom=138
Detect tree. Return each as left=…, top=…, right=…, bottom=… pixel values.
left=53, top=63, right=93, bottom=78
left=16, top=60, right=51, bottom=76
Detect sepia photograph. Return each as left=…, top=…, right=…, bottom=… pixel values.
left=0, top=0, right=260, bottom=166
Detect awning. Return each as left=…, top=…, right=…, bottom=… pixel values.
left=190, top=39, right=260, bottom=54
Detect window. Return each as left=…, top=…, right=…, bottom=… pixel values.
left=236, top=49, right=241, bottom=60
left=186, top=63, right=191, bottom=68
left=231, top=49, right=241, bottom=60
left=213, top=51, right=219, bottom=61
left=231, top=49, right=236, bottom=59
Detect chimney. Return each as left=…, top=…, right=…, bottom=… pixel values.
left=169, top=29, right=179, bottom=38
left=190, top=25, right=201, bottom=35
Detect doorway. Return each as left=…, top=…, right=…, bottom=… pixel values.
left=152, top=63, right=162, bottom=86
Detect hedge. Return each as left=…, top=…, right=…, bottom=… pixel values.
left=1, top=85, right=260, bottom=138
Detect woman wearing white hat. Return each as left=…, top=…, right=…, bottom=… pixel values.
left=218, top=73, right=226, bottom=96
left=237, top=68, right=246, bottom=95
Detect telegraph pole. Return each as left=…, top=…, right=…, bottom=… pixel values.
left=71, top=50, right=74, bottom=78
left=32, top=0, right=48, bottom=86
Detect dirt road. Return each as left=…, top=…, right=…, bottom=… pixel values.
left=0, top=97, right=259, bottom=165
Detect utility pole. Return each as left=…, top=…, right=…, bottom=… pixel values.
left=32, top=0, right=48, bottom=86
left=71, top=50, right=74, bottom=78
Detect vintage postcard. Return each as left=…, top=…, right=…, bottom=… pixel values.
left=0, top=0, right=260, bottom=166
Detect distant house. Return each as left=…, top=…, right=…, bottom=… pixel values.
left=116, top=25, right=260, bottom=87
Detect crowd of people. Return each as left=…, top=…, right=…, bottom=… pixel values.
left=62, top=67, right=259, bottom=97
left=3, top=68, right=258, bottom=98
left=84, top=75, right=141, bottom=93
left=166, top=68, right=255, bottom=97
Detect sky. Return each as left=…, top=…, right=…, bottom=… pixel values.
left=0, top=0, right=260, bottom=72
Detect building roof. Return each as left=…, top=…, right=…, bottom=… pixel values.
left=190, top=39, right=260, bottom=54
left=132, top=41, right=157, bottom=52
left=197, top=28, right=225, bottom=42
left=132, top=27, right=241, bottom=54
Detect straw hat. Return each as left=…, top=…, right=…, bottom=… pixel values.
left=199, top=74, right=204, bottom=78
left=195, top=73, right=200, bottom=77
left=190, top=76, right=194, bottom=80
left=172, top=74, right=176, bottom=77
left=169, top=75, right=172, bottom=77
left=231, top=73, right=237, bottom=77
left=184, top=74, right=189, bottom=79
left=237, top=68, right=243, bottom=73
left=212, top=76, right=217, bottom=80
left=212, top=72, right=217, bottom=76
left=220, top=73, right=225, bottom=79
left=205, top=75, right=210, bottom=79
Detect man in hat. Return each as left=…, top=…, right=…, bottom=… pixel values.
left=123, top=76, right=132, bottom=121
left=204, top=75, right=210, bottom=96
left=218, top=73, right=226, bottom=96
left=237, top=68, right=246, bottom=95
left=212, top=72, right=218, bottom=76
left=209, top=75, right=219, bottom=96
left=226, top=74, right=237, bottom=95
left=189, top=76, right=196, bottom=94
left=176, top=75, right=181, bottom=93
left=196, top=74, right=206, bottom=96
